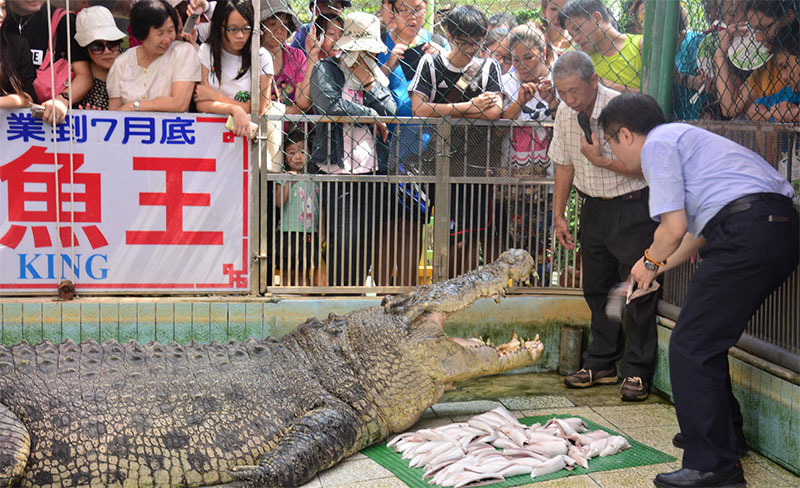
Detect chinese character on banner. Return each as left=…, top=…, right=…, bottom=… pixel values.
left=0, top=146, right=108, bottom=249
left=126, top=157, right=223, bottom=245
left=122, top=117, right=156, bottom=144
left=52, top=114, right=88, bottom=143
left=160, top=117, right=196, bottom=144
left=6, top=112, right=46, bottom=142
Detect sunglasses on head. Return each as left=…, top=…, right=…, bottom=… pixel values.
left=87, top=40, right=122, bottom=54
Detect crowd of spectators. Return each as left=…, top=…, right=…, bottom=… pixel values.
left=0, top=0, right=797, bottom=284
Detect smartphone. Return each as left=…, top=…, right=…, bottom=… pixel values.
left=182, top=9, right=202, bottom=35
left=30, top=104, right=45, bottom=118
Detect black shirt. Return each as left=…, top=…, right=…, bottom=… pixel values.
left=409, top=52, right=503, bottom=104
left=11, top=5, right=89, bottom=67
left=1, top=32, right=36, bottom=101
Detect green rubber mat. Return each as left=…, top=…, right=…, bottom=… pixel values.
left=362, top=414, right=676, bottom=487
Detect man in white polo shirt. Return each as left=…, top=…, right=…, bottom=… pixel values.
left=549, top=50, right=658, bottom=402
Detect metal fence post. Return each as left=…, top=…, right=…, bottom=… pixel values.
left=656, top=0, right=679, bottom=117
left=433, top=119, right=451, bottom=282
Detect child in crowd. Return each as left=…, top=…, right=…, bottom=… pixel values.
left=276, top=130, right=325, bottom=287
left=409, top=4, right=504, bottom=276
left=747, top=35, right=800, bottom=123
left=501, top=22, right=558, bottom=174
left=194, top=0, right=273, bottom=137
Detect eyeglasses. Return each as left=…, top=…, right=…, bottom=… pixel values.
left=393, top=6, right=426, bottom=17
left=224, top=25, right=253, bottom=35
left=452, top=38, right=482, bottom=50
left=87, top=40, right=121, bottom=54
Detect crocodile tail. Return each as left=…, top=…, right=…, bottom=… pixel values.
left=0, top=403, right=30, bottom=487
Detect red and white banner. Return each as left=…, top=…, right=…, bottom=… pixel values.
left=0, top=110, right=250, bottom=293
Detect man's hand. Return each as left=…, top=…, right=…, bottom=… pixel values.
left=580, top=133, right=607, bottom=167
left=629, top=257, right=657, bottom=293
left=554, top=216, right=575, bottom=250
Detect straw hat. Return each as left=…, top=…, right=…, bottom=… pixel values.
left=74, top=6, right=126, bottom=47
left=337, top=12, right=386, bottom=54
left=260, top=0, right=301, bottom=32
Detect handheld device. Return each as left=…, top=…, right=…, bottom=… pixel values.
left=577, top=112, right=592, bottom=144
left=30, top=104, right=45, bottom=118
left=182, top=9, right=202, bottom=35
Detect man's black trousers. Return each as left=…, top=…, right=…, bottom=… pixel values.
left=671, top=197, right=799, bottom=472
left=578, top=192, right=660, bottom=380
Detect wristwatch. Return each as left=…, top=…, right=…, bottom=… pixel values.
left=643, top=257, right=659, bottom=272
left=133, top=100, right=140, bottom=111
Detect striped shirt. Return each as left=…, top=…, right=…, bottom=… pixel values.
left=549, top=84, right=647, bottom=198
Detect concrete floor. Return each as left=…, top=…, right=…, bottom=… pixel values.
left=300, top=373, right=800, bottom=488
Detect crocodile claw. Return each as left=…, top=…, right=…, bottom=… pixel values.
left=229, top=465, right=268, bottom=483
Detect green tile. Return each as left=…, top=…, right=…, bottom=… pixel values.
left=2, top=303, right=23, bottom=346
left=174, top=303, right=193, bottom=345
left=100, top=303, right=119, bottom=343
left=22, top=303, right=42, bottom=344
left=192, top=303, right=210, bottom=343
left=209, top=303, right=228, bottom=343
left=155, top=303, right=174, bottom=344
left=61, top=303, right=81, bottom=343
left=245, top=303, right=264, bottom=340
left=118, top=303, right=137, bottom=343
left=137, top=303, right=155, bottom=343
left=228, top=303, right=246, bottom=341
left=80, top=303, right=100, bottom=342
left=42, top=303, right=62, bottom=344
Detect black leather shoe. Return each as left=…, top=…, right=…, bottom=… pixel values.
left=672, top=433, right=748, bottom=456
left=653, top=464, right=746, bottom=487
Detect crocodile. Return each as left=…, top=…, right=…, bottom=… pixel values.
left=0, top=249, right=544, bottom=487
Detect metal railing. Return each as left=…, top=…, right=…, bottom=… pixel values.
left=256, top=114, right=581, bottom=295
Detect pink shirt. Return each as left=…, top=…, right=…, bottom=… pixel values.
left=273, top=45, right=306, bottom=104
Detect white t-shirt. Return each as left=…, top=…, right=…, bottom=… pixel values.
left=198, top=44, right=274, bottom=101
left=107, top=41, right=201, bottom=103
left=501, top=70, right=554, bottom=175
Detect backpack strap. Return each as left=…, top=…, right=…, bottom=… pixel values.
left=442, top=57, right=485, bottom=104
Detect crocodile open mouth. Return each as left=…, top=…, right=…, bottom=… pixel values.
left=449, top=333, right=543, bottom=359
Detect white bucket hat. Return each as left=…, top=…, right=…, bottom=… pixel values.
left=75, top=6, right=126, bottom=47
left=337, top=12, right=386, bottom=54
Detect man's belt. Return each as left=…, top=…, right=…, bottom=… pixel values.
left=579, top=188, right=647, bottom=202
left=702, top=192, right=793, bottom=237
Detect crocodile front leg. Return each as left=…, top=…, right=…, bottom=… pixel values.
left=0, top=403, right=30, bottom=487
left=229, top=400, right=364, bottom=488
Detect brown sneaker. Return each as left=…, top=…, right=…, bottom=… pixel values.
left=620, top=376, right=649, bottom=402
left=564, top=368, right=619, bottom=388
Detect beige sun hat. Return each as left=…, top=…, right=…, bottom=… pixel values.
left=74, top=6, right=126, bottom=47
left=337, top=12, right=387, bottom=53
left=260, top=0, right=301, bottom=32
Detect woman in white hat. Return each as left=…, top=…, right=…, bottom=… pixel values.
left=74, top=6, right=126, bottom=110
left=308, top=11, right=396, bottom=286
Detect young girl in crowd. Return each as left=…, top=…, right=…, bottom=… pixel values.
left=260, top=0, right=307, bottom=111
left=194, top=0, right=273, bottom=137
left=276, top=130, right=325, bottom=287
left=502, top=23, right=558, bottom=174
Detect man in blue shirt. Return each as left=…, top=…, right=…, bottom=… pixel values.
left=599, top=93, right=798, bottom=488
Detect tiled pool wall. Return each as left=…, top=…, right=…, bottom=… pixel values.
left=1, top=296, right=797, bottom=475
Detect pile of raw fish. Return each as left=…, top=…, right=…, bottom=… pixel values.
left=387, top=406, right=631, bottom=488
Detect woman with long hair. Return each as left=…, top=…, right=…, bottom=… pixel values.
left=194, top=0, right=273, bottom=137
